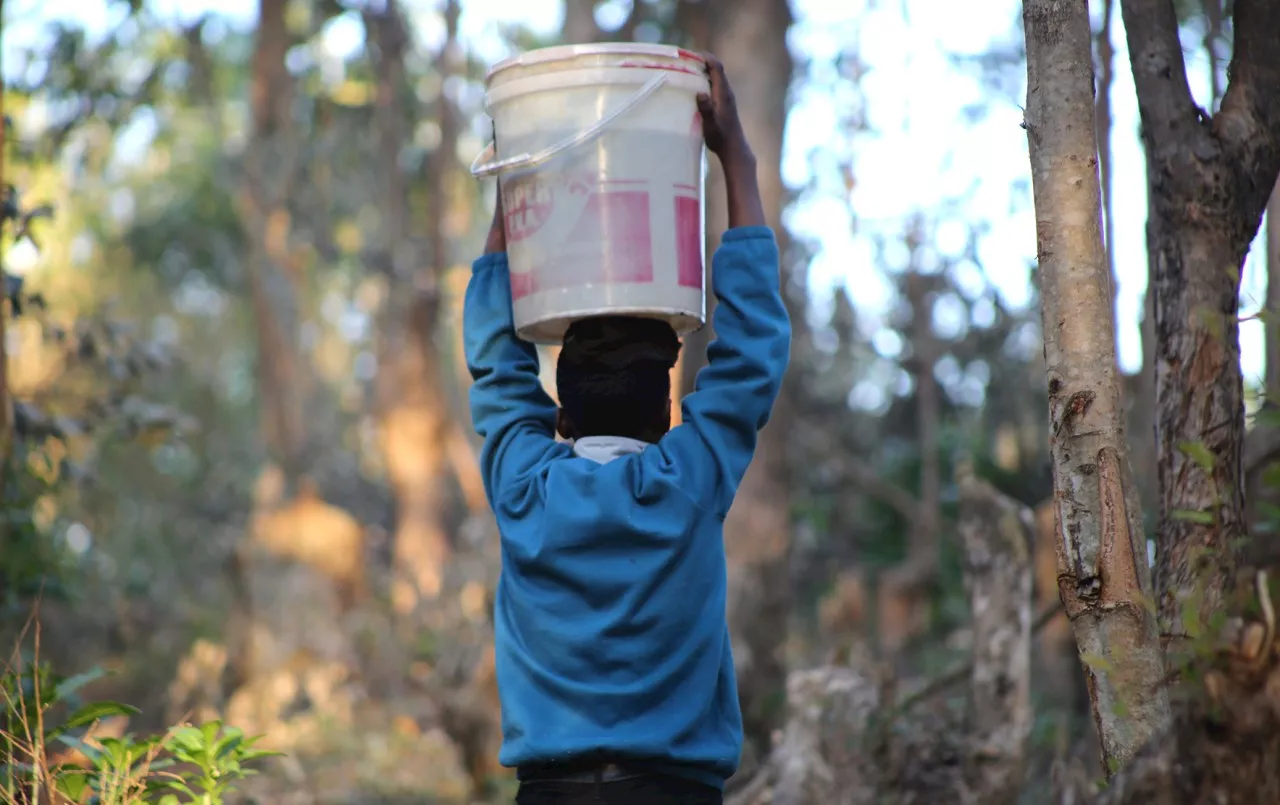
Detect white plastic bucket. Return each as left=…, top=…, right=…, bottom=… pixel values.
left=472, top=43, right=710, bottom=344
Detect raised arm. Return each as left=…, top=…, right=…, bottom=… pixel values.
left=465, top=190, right=565, bottom=504
left=643, top=55, right=791, bottom=517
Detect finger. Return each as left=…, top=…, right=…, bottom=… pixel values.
left=696, top=94, right=714, bottom=120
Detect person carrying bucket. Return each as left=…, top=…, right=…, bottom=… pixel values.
left=463, top=52, right=791, bottom=805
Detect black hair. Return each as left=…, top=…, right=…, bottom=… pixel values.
left=556, top=316, right=681, bottom=442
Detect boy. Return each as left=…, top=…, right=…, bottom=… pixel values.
left=464, top=54, right=791, bottom=805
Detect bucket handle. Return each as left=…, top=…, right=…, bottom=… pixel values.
left=470, top=73, right=670, bottom=179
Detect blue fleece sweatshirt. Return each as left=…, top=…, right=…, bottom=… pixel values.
left=464, top=226, right=791, bottom=790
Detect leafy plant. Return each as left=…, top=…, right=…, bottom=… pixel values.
left=2, top=644, right=279, bottom=805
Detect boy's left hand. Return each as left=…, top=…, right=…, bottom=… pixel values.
left=484, top=122, right=506, bottom=255
left=485, top=178, right=506, bottom=254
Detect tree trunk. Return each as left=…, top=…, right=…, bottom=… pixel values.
left=957, top=463, right=1033, bottom=803
left=680, top=0, right=796, bottom=768
left=0, top=57, right=10, bottom=483
left=1098, top=0, right=1156, bottom=513
left=562, top=0, right=601, bottom=44
left=1088, top=592, right=1280, bottom=805
left=1095, top=0, right=1116, bottom=311
left=366, top=0, right=461, bottom=616
left=877, top=262, right=942, bottom=655
left=1200, top=0, right=1224, bottom=111
left=1023, top=0, right=1171, bottom=774
left=1121, top=0, right=1280, bottom=637
left=1267, top=183, right=1279, bottom=399
left=217, top=0, right=371, bottom=741
left=241, top=0, right=310, bottom=481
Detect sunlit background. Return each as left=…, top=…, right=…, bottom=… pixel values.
left=7, top=0, right=1267, bottom=392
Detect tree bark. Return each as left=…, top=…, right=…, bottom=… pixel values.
left=1088, top=577, right=1280, bottom=804
left=957, top=463, right=1033, bottom=803
left=729, top=471, right=1036, bottom=804
left=1121, top=0, right=1280, bottom=637
left=1023, top=0, right=1171, bottom=774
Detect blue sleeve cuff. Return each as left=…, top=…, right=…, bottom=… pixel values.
left=720, top=225, right=776, bottom=243
left=473, top=252, right=509, bottom=272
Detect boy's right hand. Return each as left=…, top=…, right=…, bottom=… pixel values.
left=697, top=55, right=753, bottom=169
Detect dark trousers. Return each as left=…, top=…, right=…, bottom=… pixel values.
left=515, top=773, right=723, bottom=804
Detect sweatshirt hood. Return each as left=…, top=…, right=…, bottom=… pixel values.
left=570, top=435, right=649, bottom=464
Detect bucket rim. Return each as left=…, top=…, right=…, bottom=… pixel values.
left=486, top=43, right=705, bottom=83
left=484, top=65, right=708, bottom=111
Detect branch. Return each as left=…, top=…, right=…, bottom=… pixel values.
left=1245, top=427, right=1280, bottom=479
left=892, top=602, right=1063, bottom=714
left=845, top=458, right=922, bottom=527
left=561, top=0, right=603, bottom=43
left=1215, top=0, right=1280, bottom=196
left=1118, top=0, right=1200, bottom=162
left=615, top=0, right=645, bottom=41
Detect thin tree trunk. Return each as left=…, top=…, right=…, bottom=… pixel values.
left=1096, top=0, right=1116, bottom=304
left=878, top=262, right=942, bottom=655
left=910, top=269, right=941, bottom=574
left=221, top=0, right=370, bottom=736
left=1201, top=0, right=1224, bottom=111
left=957, top=463, right=1033, bottom=802
left=1022, top=0, right=1171, bottom=774
left=369, top=0, right=460, bottom=614
left=0, top=44, right=10, bottom=484
left=242, top=0, right=309, bottom=482
left=689, top=0, right=796, bottom=768
left=1267, top=183, right=1280, bottom=399
left=1121, top=0, right=1280, bottom=637
left=562, top=0, right=602, bottom=43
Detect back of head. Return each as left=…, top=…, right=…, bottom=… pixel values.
left=556, top=316, right=681, bottom=442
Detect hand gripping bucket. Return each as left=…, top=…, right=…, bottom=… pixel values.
left=472, top=44, right=711, bottom=344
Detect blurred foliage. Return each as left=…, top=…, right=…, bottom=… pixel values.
left=1, top=654, right=277, bottom=804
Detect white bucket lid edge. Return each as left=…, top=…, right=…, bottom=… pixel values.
left=486, top=43, right=705, bottom=84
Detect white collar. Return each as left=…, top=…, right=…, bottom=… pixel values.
left=570, top=435, right=649, bottom=464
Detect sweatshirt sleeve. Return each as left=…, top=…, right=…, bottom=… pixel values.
left=642, top=226, right=792, bottom=518
left=464, top=253, right=566, bottom=504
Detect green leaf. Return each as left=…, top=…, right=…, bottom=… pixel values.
left=57, top=701, right=140, bottom=734
left=54, top=667, right=107, bottom=701
left=1172, top=508, right=1215, bottom=525
left=52, top=766, right=92, bottom=800
left=1182, top=598, right=1204, bottom=640
left=54, top=733, right=104, bottom=763
left=215, top=733, right=243, bottom=760
left=200, top=720, right=222, bottom=746
left=1178, top=440, right=1216, bottom=473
